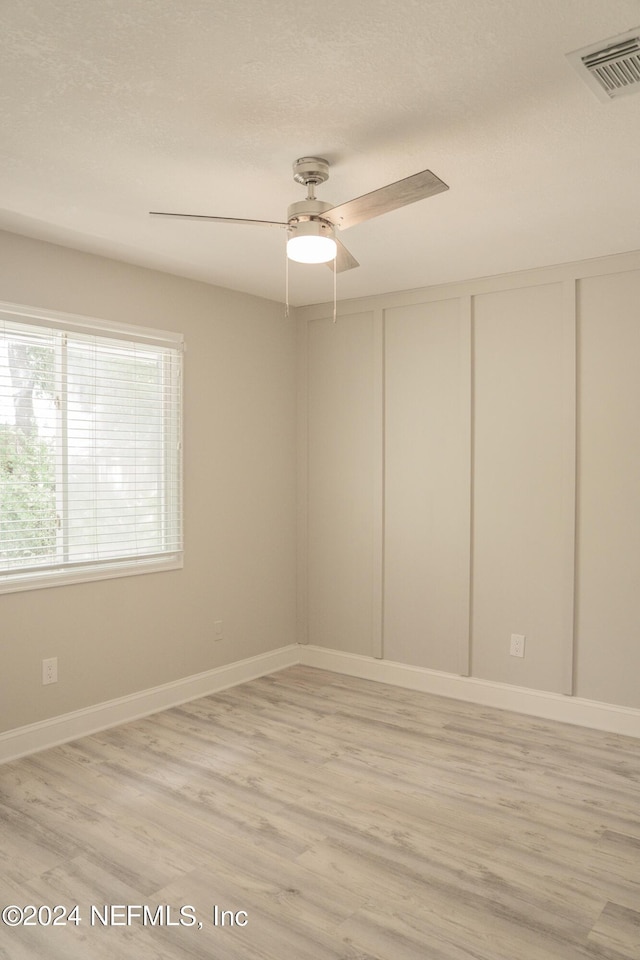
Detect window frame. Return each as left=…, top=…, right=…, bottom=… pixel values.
left=0, top=301, right=184, bottom=594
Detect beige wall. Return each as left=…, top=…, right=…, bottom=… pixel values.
left=306, top=312, right=378, bottom=656
left=575, top=269, right=640, bottom=706
left=0, top=230, right=298, bottom=732
left=3, top=229, right=639, bottom=735
left=299, top=250, right=640, bottom=711
left=472, top=283, right=574, bottom=693
left=384, top=298, right=470, bottom=675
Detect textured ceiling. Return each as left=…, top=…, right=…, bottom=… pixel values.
left=2, top=0, right=640, bottom=305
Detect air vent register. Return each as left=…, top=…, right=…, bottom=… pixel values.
left=568, top=28, right=640, bottom=101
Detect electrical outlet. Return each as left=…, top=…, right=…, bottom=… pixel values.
left=42, top=657, right=58, bottom=685
left=510, top=634, right=525, bottom=658
left=214, top=620, right=223, bottom=642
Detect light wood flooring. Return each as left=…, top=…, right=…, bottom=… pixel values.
left=1, top=665, right=639, bottom=960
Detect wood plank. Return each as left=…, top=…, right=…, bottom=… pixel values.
left=1, top=665, right=639, bottom=959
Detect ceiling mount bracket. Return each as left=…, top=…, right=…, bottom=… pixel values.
left=292, top=157, right=330, bottom=187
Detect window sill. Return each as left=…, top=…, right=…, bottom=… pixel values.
left=0, top=554, right=184, bottom=594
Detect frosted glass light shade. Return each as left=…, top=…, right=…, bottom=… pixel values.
left=287, top=221, right=337, bottom=264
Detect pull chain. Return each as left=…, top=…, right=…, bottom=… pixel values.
left=283, top=232, right=338, bottom=323
left=333, top=255, right=337, bottom=323
left=285, top=236, right=289, bottom=317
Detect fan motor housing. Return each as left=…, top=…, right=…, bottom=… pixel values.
left=287, top=199, right=333, bottom=224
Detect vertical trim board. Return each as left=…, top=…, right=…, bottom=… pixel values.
left=372, top=307, right=385, bottom=659
left=561, top=279, right=577, bottom=694
left=296, top=314, right=309, bottom=644
left=459, top=295, right=472, bottom=677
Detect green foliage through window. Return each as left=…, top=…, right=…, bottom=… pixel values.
left=0, top=425, right=57, bottom=563
left=0, top=306, right=183, bottom=591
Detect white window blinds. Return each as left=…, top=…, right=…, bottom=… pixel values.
left=0, top=303, right=183, bottom=592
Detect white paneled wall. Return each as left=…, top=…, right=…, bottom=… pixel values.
left=575, top=269, right=640, bottom=707
left=306, top=312, right=378, bottom=656
left=384, top=298, right=470, bottom=675
left=472, top=282, right=575, bottom=694
left=299, top=252, right=640, bottom=712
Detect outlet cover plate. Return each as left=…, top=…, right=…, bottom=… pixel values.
left=42, top=657, right=58, bottom=684
left=510, top=634, right=526, bottom=658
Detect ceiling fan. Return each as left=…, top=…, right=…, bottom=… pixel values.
left=150, top=157, right=449, bottom=272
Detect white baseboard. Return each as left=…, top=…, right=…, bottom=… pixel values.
left=3, top=642, right=639, bottom=764
left=0, top=645, right=299, bottom=764
left=298, top=645, right=640, bottom=739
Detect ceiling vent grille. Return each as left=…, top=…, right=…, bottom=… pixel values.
left=568, top=29, right=640, bottom=101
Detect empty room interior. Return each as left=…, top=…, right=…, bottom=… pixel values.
left=1, top=2, right=640, bottom=958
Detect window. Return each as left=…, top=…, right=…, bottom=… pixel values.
left=0, top=302, right=183, bottom=593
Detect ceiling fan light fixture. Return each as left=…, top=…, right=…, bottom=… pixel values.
left=287, top=219, right=337, bottom=264
left=152, top=157, right=449, bottom=278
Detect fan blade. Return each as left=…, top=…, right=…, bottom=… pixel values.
left=326, top=238, right=360, bottom=273
left=149, top=212, right=288, bottom=228
left=323, top=169, right=448, bottom=231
